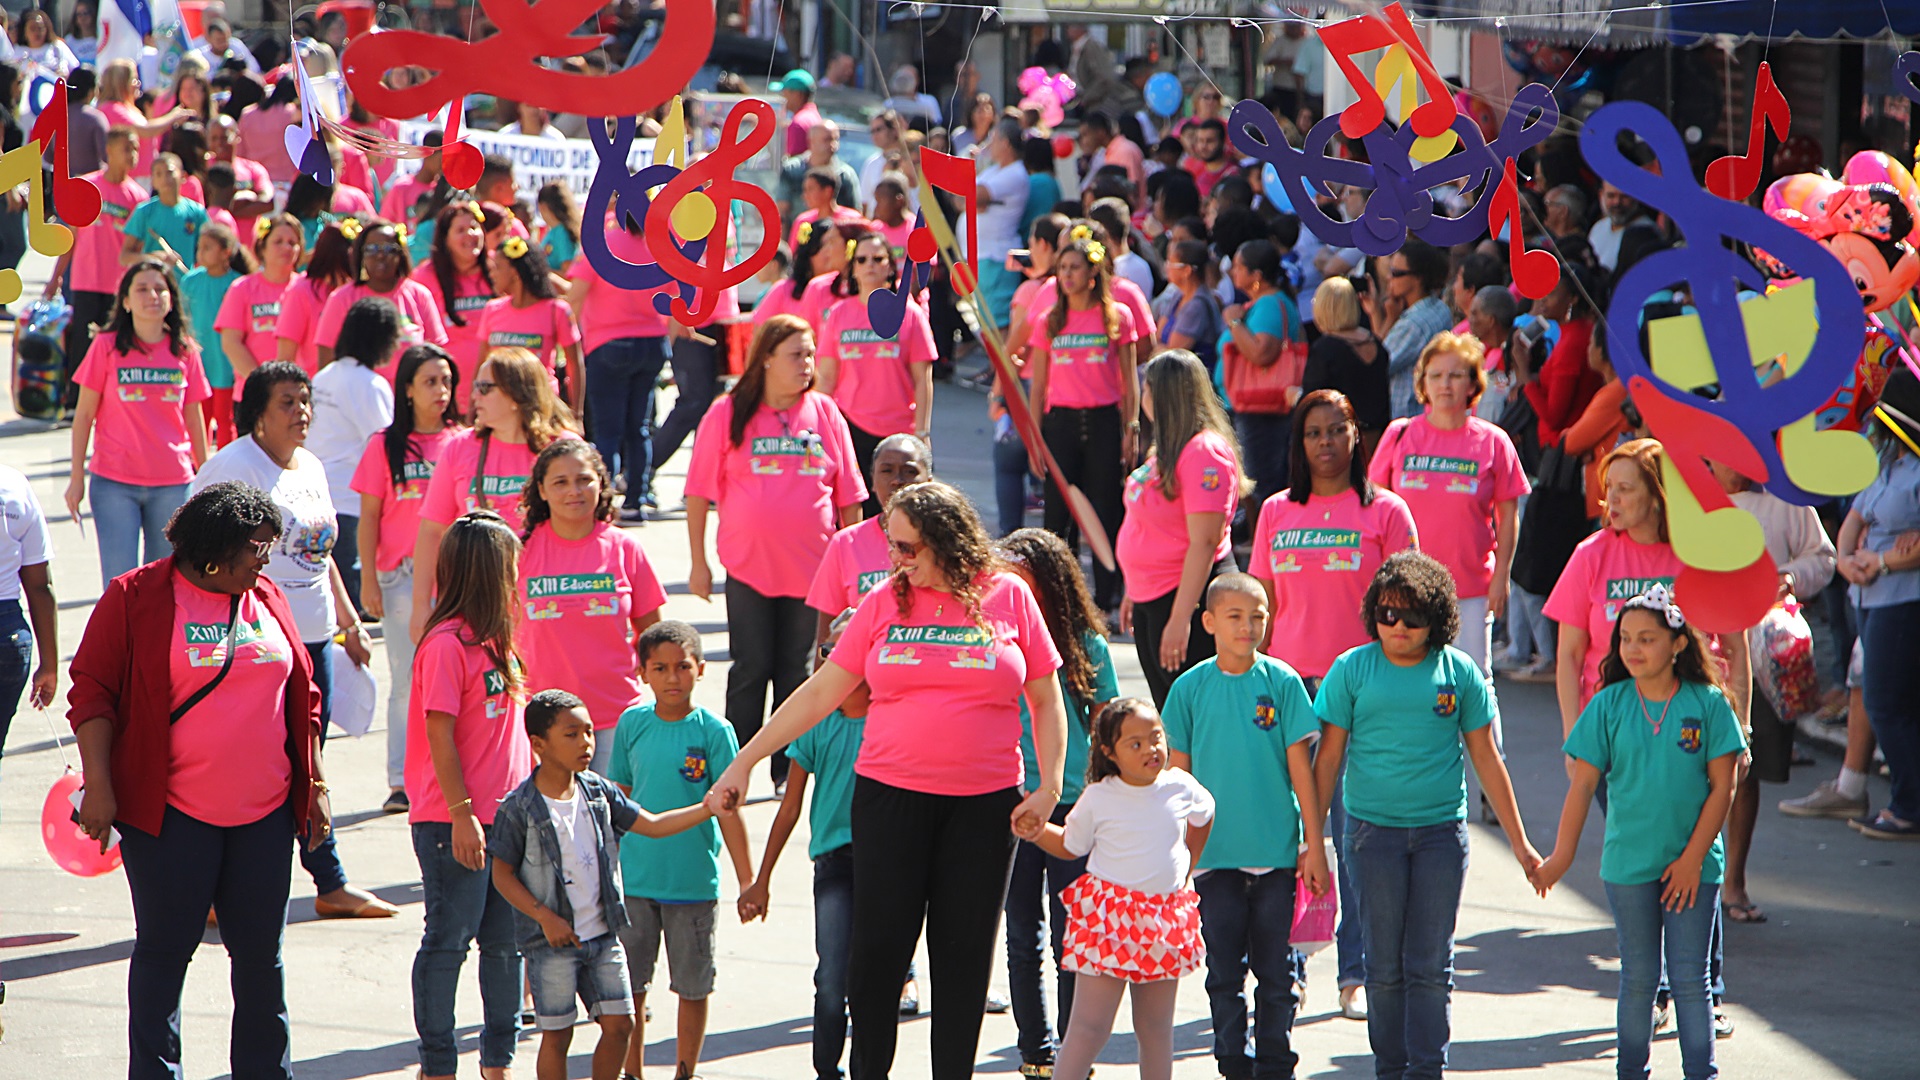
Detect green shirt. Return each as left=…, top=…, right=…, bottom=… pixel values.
left=1317, top=643, right=1494, bottom=828
left=1018, top=631, right=1116, bottom=804
left=1164, top=654, right=1318, bottom=869
left=180, top=266, right=241, bottom=388
left=1564, top=680, right=1747, bottom=886
left=123, top=196, right=209, bottom=269
left=786, top=709, right=864, bottom=860
left=608, top=704, right=738, bottom=902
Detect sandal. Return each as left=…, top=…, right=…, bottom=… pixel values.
left=1019, top=1065, right=1055, bottom=1078
left=1855, top=812, right=1920, bottom=841
left=1721, top=900, right=1767, bottom=924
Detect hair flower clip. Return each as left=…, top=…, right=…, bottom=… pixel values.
left=337, top=217, right=362, bottom=241
left=846, top=238, right=858, bottom=260
left=393, top=222, right=410, bottom=246
left=796, top=220, right=814, bottom=245
left=1069, top=223, right=1093, bottom=242
left=1085, top=240, right=1107, bottom=265
left=502, top=235, right=529, bottom=260
left=254, top=215, right=275, bottom=241
left=1623, top=584, right=1686, bottom=629
left=468, top=201, right=486, bottom=224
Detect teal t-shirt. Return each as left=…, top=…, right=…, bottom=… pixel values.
left=1317, top=643, right=1495, bottom=828
left=786, top=708, right=865, bottom=859
left=123, top=196, right=209, bottom=267
left=1213, top=290, right=1300, bottom=401
left=543, top=226, right=579, bottom=273
left=1565, top=680, right=1747, bottom=886
left=1018, top=630, right=1115, bottom=804
left=180, top=266, right=241, bottom=388
left=1164, top=653, right=1318, bottom=869
left=608, top=704, right=739, bottom=902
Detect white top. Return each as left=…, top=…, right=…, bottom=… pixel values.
left=0, top=464, right=51, bottom=600
left=192, top=438, right=339, bottom=642
left=500, top=122, right=567, bottom=142
left=543, top=786, right=609, bottom=941
left=859, top=153, right=919, bottom=217
left=309, top=360, right=394, bottom=516
left=1062, top=768, right=1215, bottom=895
left=1113, top=251, right=1154, bottom=298
left=1587, top=214, right=1653, bottom=271
left=882, top=92, right=943, bottom=125
left=969, top=161, right=1029, bottom=261
left=191, top=35, right=262, bottom=74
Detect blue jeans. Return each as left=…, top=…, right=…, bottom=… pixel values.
left=1327, top=777, right=1367, bottom=990
left=377, top=563, right=415, bottom=788
left=1861, top=600, right=1920, bottom=823
left=333, top=513, right=363, bottom=613
left=411, top=821, right=522, bottom=1075
left=299, top=641, right=348, bottom=895
left=994, top=422, right=1030, bottom=537
left=1504, top=583, right=1555, bottom=667
left=1005, top=802, right=1086, bottom=1065
left=89, top=475, right=187, bottom=587
left=0, top=600, right=32, bottom=761
left=525, top=933, right=633, bottom=1030
left=1606, top=881, right=1720, bottom=1080
left=1195, top=868, right=1299, bottom=1079
left=813, top=845, right=855, bottom=1080
left=651, top=334, right=720, bottom=475
left=1236, top=412, right=1292, bottom=511
left=1345, top=818, right=1468, bottom=1080
left=585, top=336, right=669, bottom=506
left=119, top=803, right=296, bottom=1080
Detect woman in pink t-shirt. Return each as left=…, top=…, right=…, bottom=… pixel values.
left=685, top=314, right=868, bottom=787
left=1115, top=350, right=1243, bottom=705
left=1368, top=332, right=1530, bottom=676
left=351, top=344, right=465, bottom=807
left=1028, top=229, right=1140, bottom=613
left=411, top=347, right=579, bottom=642
left=818, top=233, right=937, bottom=516
left=515, top=441, right=666, bottom=769
left=751, top=220, right=834, bottom=327
left=414, top=202, right=496, bottom=415
left=478, top=234, right=583, bottom=415
left=274, top=223, right=355, bottom=375
left=66, top=261, right=213, bottom=588
left=312, top=218, right=449, bottom=370
left=217, top=214, right=304, bottom=384
left=405, top=509, right=532, bottom=1080
left=706, top=480, right=1069, bottom=1079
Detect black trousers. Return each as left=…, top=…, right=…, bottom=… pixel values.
left=1041, top=404, right=1126, bottom=610
left=64, top=289, right=114, bottom=408
left=723, top=577, right=812, bottom=785
left=849, top=776, right=1021, bottom=1080
left=849, top=421, right=885, bottom=520
left=1132, top=554, right=1237, bottom=707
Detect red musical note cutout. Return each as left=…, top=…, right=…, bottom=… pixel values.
left=1489, top=158, right=1559, bottom=299
left=919, top=148, right=979, bottom=294
left=440, top=108, right=483, bottom=191
left=1705, top=62, right=1790, bottom=202
left=30, top=80, right=101, bottom=227
left=1318, top=1, right=1455, bottom=141
left=644, top=99, right=779, bottom=327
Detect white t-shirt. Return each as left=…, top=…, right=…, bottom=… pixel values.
left=543, top=786, right=609, bottom=940
left=308, top=360, right=394, bottom=517
left=1062, top=768, right=1215, bottom=895
left=500, top=122, right=567, bottom=142
left=969, top=162, right=1029, bottom=262
left=191, top=438, right=338, bottom=643
left=0, top=465, right=51, bottom=601
left=1113, top=251, right=1154, bottom=298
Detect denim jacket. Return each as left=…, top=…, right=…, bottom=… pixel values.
left=487, top=771, right=642, bottom=951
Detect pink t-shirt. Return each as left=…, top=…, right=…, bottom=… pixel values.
left=568, top=228, right=673, bottom=353
left=420, top=428, right=557, bottom=535
left=829, top=572, right=1062, bottom=796
left=1368, top=415, right=1530, bottom=598
left=517, top=522, right=668, bottom=729
left=221, top=155, right=275, bottom=199
left=274, top=274, right=342, bottom=375
left=406, top=617, right=532, bottom=825
left=475, top=296, right=580, bottom=375
left=74, top=171, right=147, bottom=294
left=348, top=427, right=460, bottom=571
left=411, top=266, right=494, bottom=413
left=337, top=145, right=374, bottom=202
left=874, top=217, right=914, bottom=261
left=315, top=280, right=450, bottom=364
left=331, top=184, right=376, bottom=217
left=799, top=272, right=847, bottom=337
left=236, top=103, right=298, bottom=182
left=806, top=516, right=894, bottom=616
left=167, top=573, right=296, bottom=826
left=206, top=205, right=238, bottom=236
left=1032, top=304, right=1137, bottom=410
left=1543, top=529, right=1682, bottom=705
left=683, top=391, right=868, bottom=598
left=751, top=279, right=812, bottom=327
left=214, top=271, right=296, bottom=374
left=1249, top=487, right=1419, bottom=678
left=1117, top=430, right=1238, bottom=601
left=788, top=206, right=869, bottom=249
left=820, top=295, right=936, bottom=436
left=75, top=336, right=212, bottom=486
left=1026, top=276, right=1157, bottom=344
left=381, top=176, right=434, bottom=226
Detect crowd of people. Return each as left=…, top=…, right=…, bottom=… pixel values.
left=0, top=11, right=1913, bottom=1080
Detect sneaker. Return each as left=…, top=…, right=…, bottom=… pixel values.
left=1856, top=812, right=1920, bottom=840
left=900, top=982, right=920, bottom=1016
left=985, top=991, right=1011, bottom=1014
left=1653, top=994, right=1672, bottom=1033
left=1778, top=780, right=1867, bottom=820
left=1714, top=1008, right=1736, bottom=1039
left=1510, top=660, right=1557, bottom=684
left=382, top=789, right=410, bottom=814
left=1491, top=653, right=1534, bottom=675
left=617, top=505, right=648, bottom=525
left=1338, top=985, right=1367, bottom=1020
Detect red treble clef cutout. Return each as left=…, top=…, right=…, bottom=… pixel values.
left=644, top=99, right=780, bottom=327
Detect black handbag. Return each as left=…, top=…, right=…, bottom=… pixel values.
left=1534, top=440, right=1586, bottom=496
left=1512, top=443, right=1592, bottom=597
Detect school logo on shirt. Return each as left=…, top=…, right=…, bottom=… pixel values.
left=398, top=459, right=435, bottom=499
left=1266, top=528, right=1363, bottom=573
left=679, top=746, right=709, bottom=782
left=454, top=295, right=491, bottom=313
left=1052, top=333, right=1110, bottom=363
left=184, top=619, right=271, bottom=667
left=885, top=624, right=998, bottom=670
left=102, top=201, right=133, bottom=222
left=1434, top=684, right=1458, bottom=718
left=467, top=473, right=529, bottom=512
left=1678, top=718, right=1703, bottom=753
left=524, top=574, right=620, bottom=620
left=856, top=569, right=892, bottom=595
left=489, top=331, right=544, bottom=350
left=840, top=328, right=901, bottom=355
left=1399, top=455, right=1481, bottom=495
left=1253, top=694, right=1277, bottom=730
left=749, top=433, right=826, bottom=477
left=249, top=301, right=281, bottom=333
left=1603, top=576, right=1677, bottom=622
left=1200, top=466, right=1222, bottom=492
left=116, top=366, right=186, bottom=403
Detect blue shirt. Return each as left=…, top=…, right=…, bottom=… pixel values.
left=608, top=704, right=738, bottom=902
left=1383, top=295, right=1454, bottom=419
left=1853, top=452, right=1920, bottom=609
left=543, top=226, right=579, bottom=274
left=180, top=266, right=241, bottom=388
left=786, top=709, right=864, bottom=859
left=1022, top=172, right=1062, bottom=239
left=1164, top=654, right=1318, bottom=868
left=1018, top=630, right=1117, bottom=804
left=1317, top=642, right=1496, bottom=828
left=122, top=196, right=209, bottom=269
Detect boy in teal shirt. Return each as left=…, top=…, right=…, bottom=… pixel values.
left=178, top=227, right=246, bottom=445
left=609, top=621, right=754, bottom=1080
left=1165, top=572, right=1329, bottom=1080
left=121, top=154, right=209, bottom=275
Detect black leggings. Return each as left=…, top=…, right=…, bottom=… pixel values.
left=849, top=776, right=1021, bottom=1080
left=1131, top=554, right=1237, bottom=707
left=1041, top=404, right=1126, bottom=610
left=849, top=421, right=886, bottom=520
left=722, top=577, right=813, bottom=785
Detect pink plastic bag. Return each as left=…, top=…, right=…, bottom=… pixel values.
left=1290, top=871, right=1338, bottom=955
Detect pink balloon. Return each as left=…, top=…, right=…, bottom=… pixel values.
left=42, top=771, right=122, bottom=877
left=1763, top=172, right=1842, bottom=220
left=1844, top=150, right=1920, bottom=245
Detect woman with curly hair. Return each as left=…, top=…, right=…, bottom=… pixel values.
left=1312, top=550, right=1541, bottom=1079
left=312, top=216, right=449, bottom=368
left=478, top=232, right=583, bottom=413
left=706, top=479, right=1070, bottom=1080
left=515, top=439, right=666, bottom=772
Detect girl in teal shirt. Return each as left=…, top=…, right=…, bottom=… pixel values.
left=1537, top=584, right=1746, bottom=1080
left=179, top=223, right=254, bottom=446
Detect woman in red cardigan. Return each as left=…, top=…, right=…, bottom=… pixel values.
left=68, top=480, right=326, bottom=1080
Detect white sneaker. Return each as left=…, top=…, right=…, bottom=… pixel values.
left=1339, top=985, right=1367, bottom=1020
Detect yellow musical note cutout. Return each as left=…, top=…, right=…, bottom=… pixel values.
left=1646, top=280, right=1819, bottom=389
left=1659, top=456, right=1766, bottom=572
left=1779, top=414, right=1880, bottom=495
left=0, top=141, right=73, bottom=304
left=1375, top=46, right=1458, bottom=163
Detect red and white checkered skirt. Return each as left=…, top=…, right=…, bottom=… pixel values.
left=1060, top=873, right=1205, bottom=983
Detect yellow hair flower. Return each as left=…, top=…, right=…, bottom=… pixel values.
left=468, top=201, right=486, bottom=223
left=1069, top=224, right=1093, bottom=242
left=846, top=238, right=857, bottom=260
left=1085, top=240, right=1107, bottom=265
left=502, top=235, right=529, bottom=260
left=394, top=222, right=410, bottom=246
left=796, top=220, right=814, bottom=245
left=254, top=215, right=274, bottom=241
left=337, top=217, right=362, bottom=241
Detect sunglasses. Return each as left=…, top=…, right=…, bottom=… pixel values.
left=363, top=243, right=402, bottom=256
left=1376, top=606, right=1431, bottom=629
left=471, top=379, right=496, bottom=396
left=853, top=254, right=891, bottom=265
left=891, top=538, right=926, bottom=558
left=248, top=538, right=274, bottom=560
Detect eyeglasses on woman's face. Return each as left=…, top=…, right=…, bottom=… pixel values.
left=471, top=379, right=496, bottom=397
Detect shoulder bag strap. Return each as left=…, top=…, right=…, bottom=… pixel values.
left=171, top=592, right=241, bottom=724
left=469, top=432, right=492, bottom=501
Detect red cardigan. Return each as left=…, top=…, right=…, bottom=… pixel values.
left=67, top=558, right=322, bottom=837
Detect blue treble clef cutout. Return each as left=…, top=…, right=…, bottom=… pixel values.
left=1580, top=100, right=1863, bottom=506
left=1408, top=82, right=1559, bottom=248
left=1895, top=52, right=1920, bottom=106
left=864, top=211, right=933, bottom=340
left=1229, top=102, right=1372, bottom=250
left=582, top=114, right=702, bottom=313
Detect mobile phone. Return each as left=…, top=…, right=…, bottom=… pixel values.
left=1010, top=249, right=1033, bottom=269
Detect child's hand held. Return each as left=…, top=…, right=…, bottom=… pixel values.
left=1303, top=846, right=1332, bottom=896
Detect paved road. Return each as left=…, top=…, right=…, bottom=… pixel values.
left=0, top=249, right=1915, bottom=1079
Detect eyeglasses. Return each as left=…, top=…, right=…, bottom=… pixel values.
left=471, top=379, right=497, bottom=396
left=891, top=538, right=926, bottom=558
left=1376, top=606, right=1431, bottom=629
left=853, top=254, right=891, bottom=265
left=363, top=243, right=402, bottom=256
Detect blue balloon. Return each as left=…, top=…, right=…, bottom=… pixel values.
left=1144, top=72, right=1183, bottom=118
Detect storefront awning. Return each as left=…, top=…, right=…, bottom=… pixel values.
left=995, top=0, right=1243, bottom=25
left=1395, top=0, right=1918, bottom=46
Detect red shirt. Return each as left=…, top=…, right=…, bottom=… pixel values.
left=1524, top=317, right=1600, bottom=446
